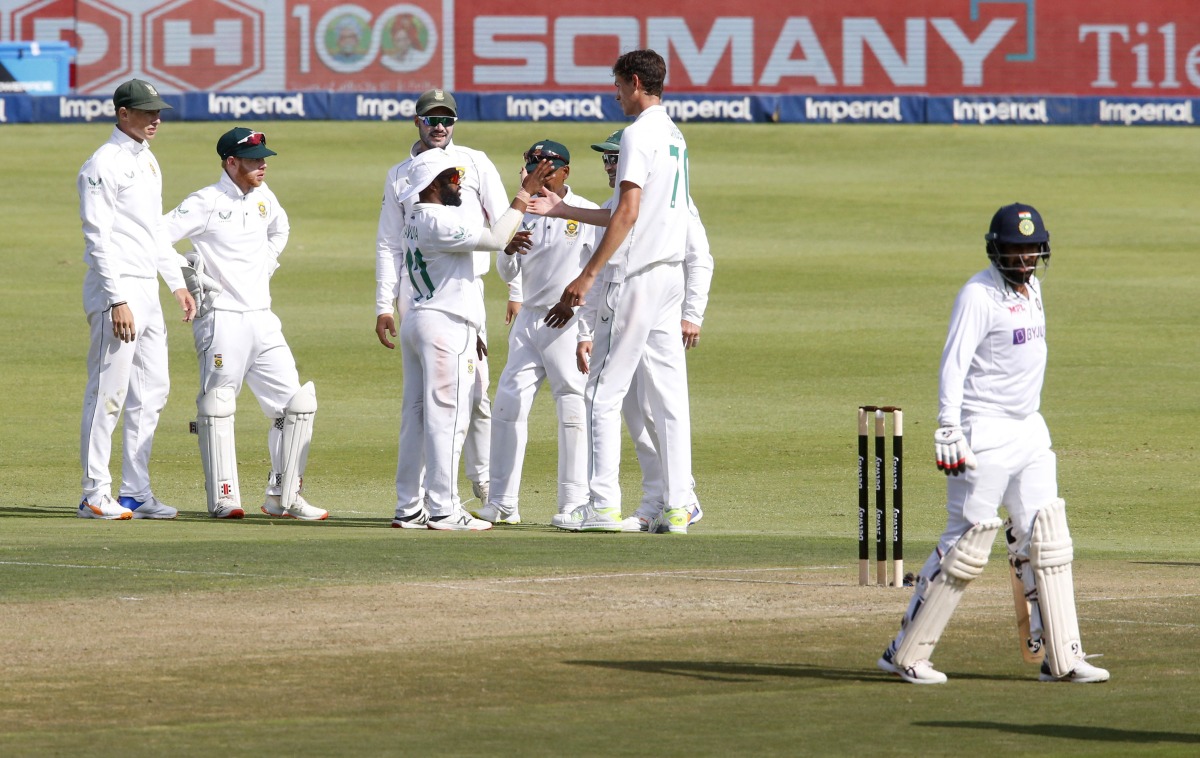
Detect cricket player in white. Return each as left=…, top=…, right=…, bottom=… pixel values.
left=470, top=140, right=598, bottom=525
left=532, top=129, right=712, bottom=533
left=878, top=203, right=1109, bottom=685
left=376, top=89, right=509, bottom=506
left=389, top=150, right=555, bottom=530
left=550, top=49, right=694, bottom=533
left=165, top=127, right=327, bottom=521
left=77, top=78, right=195, bottom=520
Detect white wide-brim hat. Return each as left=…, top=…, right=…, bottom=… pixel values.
left=397, top=148, right=461, bottom=206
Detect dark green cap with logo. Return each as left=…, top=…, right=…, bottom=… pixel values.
left=113, top=78, right=172, bottom=110
left=416, top=88, right=457, bottom=116
left=216, top=127, right=277, bottom=159
left=524, top=139, right=570, bottom=172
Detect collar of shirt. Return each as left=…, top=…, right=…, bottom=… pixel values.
left=111, top=126, right=147, bottom=155
left=217, top=169, right=254, bottom=199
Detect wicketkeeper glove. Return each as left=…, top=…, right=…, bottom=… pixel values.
left=181, top=254, right=224, bottom=319
left=934, top=425, right=978, bottom=476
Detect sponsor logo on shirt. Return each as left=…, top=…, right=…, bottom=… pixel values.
left=1012, top=326, right=1045, bottom=345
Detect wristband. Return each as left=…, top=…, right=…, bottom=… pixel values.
left=515, top=189, right=532, bottom=204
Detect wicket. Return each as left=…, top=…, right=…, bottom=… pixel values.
left=858, top=406, right=903, bottom=586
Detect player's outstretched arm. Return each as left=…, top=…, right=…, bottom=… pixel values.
left=528, top=192, right=612, bottom=228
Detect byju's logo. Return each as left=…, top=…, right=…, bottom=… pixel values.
left=1013, top=325, right=1045, bottom=344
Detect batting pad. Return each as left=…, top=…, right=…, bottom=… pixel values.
left=893, top=518, right=1002, bottom=668
left=279, top=381, right=317, bottom=511
left=196, top=387, right=240, bottom=513
left=1030, top=499, right=1083, bottom=678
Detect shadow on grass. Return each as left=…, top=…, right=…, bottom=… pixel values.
left=0, top=505, right=568, bottom=531
left=916, top=721, right=1200, bottom=745
left=1131, top=561, right=1200, bottom=568
left=569, top=660, right=1023, bottom=684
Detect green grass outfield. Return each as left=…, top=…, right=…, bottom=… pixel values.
left=1, top=121, right=1198, bottom=756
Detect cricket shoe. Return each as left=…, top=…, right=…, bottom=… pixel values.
left=649, top=506, right=689, bottom=534
left=1039, top=655, right=1109, bottom=684
left=688, top=502, right=704, bottom=525
left=470, top=503, right=521, bottom=525
left=620, top=514, right=652, bottom=533
left=119, top=495, right=178, bottom=520
left=262, top=494, right=329, bottom=521
left=579, top=505, right=622, bottom=532
left=877, top=647, right=948, bottom=685
left=77, top=494, right=132, bottom=520
left=391, top=508, right=430, bottom=529
left=427, top=508, right=492, bottom=531
left=209, top=499, right=245, bottom=520
left=551, top=503, right=593, bottom=532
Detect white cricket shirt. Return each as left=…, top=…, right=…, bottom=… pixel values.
left=376, top=140, right=509, bottom=315
left=496, top=186, right=598, bottom=309
left=610, top=104, right=689, bottom=280
left=78, top=126, right=186, bottom=304
left=164, top=172, right=289, bottom=312
left=403, top=203, right=487, bottom=330
left=938, top=266, right=1048, bottom=427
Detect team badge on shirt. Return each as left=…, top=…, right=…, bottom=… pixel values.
left=565, top=220, right=580, bottom=239
left=466, top=358, right=475, bottom=375
left=213, top=354, right=224, bottom=369
left=258, top=202, right=267, bottom=218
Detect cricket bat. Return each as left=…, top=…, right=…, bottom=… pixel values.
left=1009, top=560, right=1045, bottom=664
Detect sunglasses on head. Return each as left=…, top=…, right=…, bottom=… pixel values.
left=602, top=153, right=619, bottom=166
left=420, top=115, right=457, bottom=128
left=237, top=131, right=266, bottom=147
left=441, top=168, right=462, bottom=185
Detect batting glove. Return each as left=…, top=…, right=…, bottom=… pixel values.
left=934, top=426, right=978, bottom=476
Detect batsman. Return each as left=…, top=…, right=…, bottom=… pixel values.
left=877, top=203, right=1108, bottom=685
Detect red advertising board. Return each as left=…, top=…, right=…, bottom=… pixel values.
left=454, top=0, right=1200, bottom=95
left=5, top=0, right=1200, bottom=95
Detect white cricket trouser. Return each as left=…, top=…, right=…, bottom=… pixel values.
left=489, top=304, right=587, bottom=512
left=193, top=309, right=303, bottom=495
left=398, top=275, right=490, bottom=490
left=80, top=274, right=170, bottom=501
left=913, top=412, right=1057, bottom=587
left=587, top=262, right=692, bottom=513
left=896, top=412, right=1058, bottom=655
left=622, top=368, right=698, bottom=519
left=395, top=308, right=476, bottom=518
